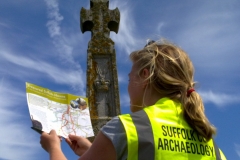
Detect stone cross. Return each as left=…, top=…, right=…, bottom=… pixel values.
left=80, top=0, right=121, bottom=139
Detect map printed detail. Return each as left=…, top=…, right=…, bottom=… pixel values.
left=26, top=82, right=94, bottom=138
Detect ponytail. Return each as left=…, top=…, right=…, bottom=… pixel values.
left=183, top=90, right=216, bottom=141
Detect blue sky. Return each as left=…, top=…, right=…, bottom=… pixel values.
left=0, top=0, right=240, bottom=159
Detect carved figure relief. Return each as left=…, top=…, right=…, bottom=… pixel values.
left=94, top=64, right=110, bottom=92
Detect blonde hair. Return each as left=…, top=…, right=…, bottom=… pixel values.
left=130, top=40, right=216, bottom=141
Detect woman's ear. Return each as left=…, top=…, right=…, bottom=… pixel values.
left=141, top=68, right=150, bottom=87
left=142, top=68, right=150, bottom=79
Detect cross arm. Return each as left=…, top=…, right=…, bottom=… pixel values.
left=80, top=8, right=93, bottom=33
left=108, top=8, right=120, bottom=34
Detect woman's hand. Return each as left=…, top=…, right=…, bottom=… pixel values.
left=65, top=135, right=92, bottom=156
left=67, top=132, right=116, bottom=160
left=40, top=130, right=67, bottom=160
left=40, top=130, right=61, bottom=153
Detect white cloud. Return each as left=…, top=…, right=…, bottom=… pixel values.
left=120, top=89, right=240, bottom=109
left=44, top=4, right=64, bottom=47
left=235, top=143, right=240, bottom=157
left=1, top=49, right=85, bottom=94
left=0, top=80, right=40, bottom=159
left=120, top=93, right=130, bottom=108
left=47, top=20, right=62, bottom=37
left=156, top=22, right=165, bottom=34
left=110, top=0, right=141, bottom=55
left=173, top=2, right=240, bottom=58
left=117, top=71, right=129, bottom=84
left=199, top=90, right=240, bottom=107
left=0, top=22, right=10, bottom=28
left=44, top=0, right=83, bottom=70
left=44, top=0, right=64, bottom=37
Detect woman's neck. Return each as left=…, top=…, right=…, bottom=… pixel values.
left=142, top=86, right=163, bottom=107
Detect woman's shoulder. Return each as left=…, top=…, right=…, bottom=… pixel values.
left=101, top=116, right=123, bottom=136
left=101, top=116, right=127, bottom=160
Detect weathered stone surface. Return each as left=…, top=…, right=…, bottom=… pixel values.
left=80, top=0, right=121, bottom=140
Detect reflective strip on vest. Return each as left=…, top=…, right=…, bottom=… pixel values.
left=213, top=140, right=221, bottom=160
left=119, top=98, right=225, bottom=160
left=120, top=110, right=155, bottom=160
left=119, top=114, right=138, bottom=160
left=213, top=140, right=227, bottom=160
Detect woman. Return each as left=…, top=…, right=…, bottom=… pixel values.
left=40, top=40, right=226, bottom=160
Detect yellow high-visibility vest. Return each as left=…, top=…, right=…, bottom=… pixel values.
left=119, top=97, right=226, bottom=160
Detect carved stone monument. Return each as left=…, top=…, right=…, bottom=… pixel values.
left=80, top=0, right=121, bottom=139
